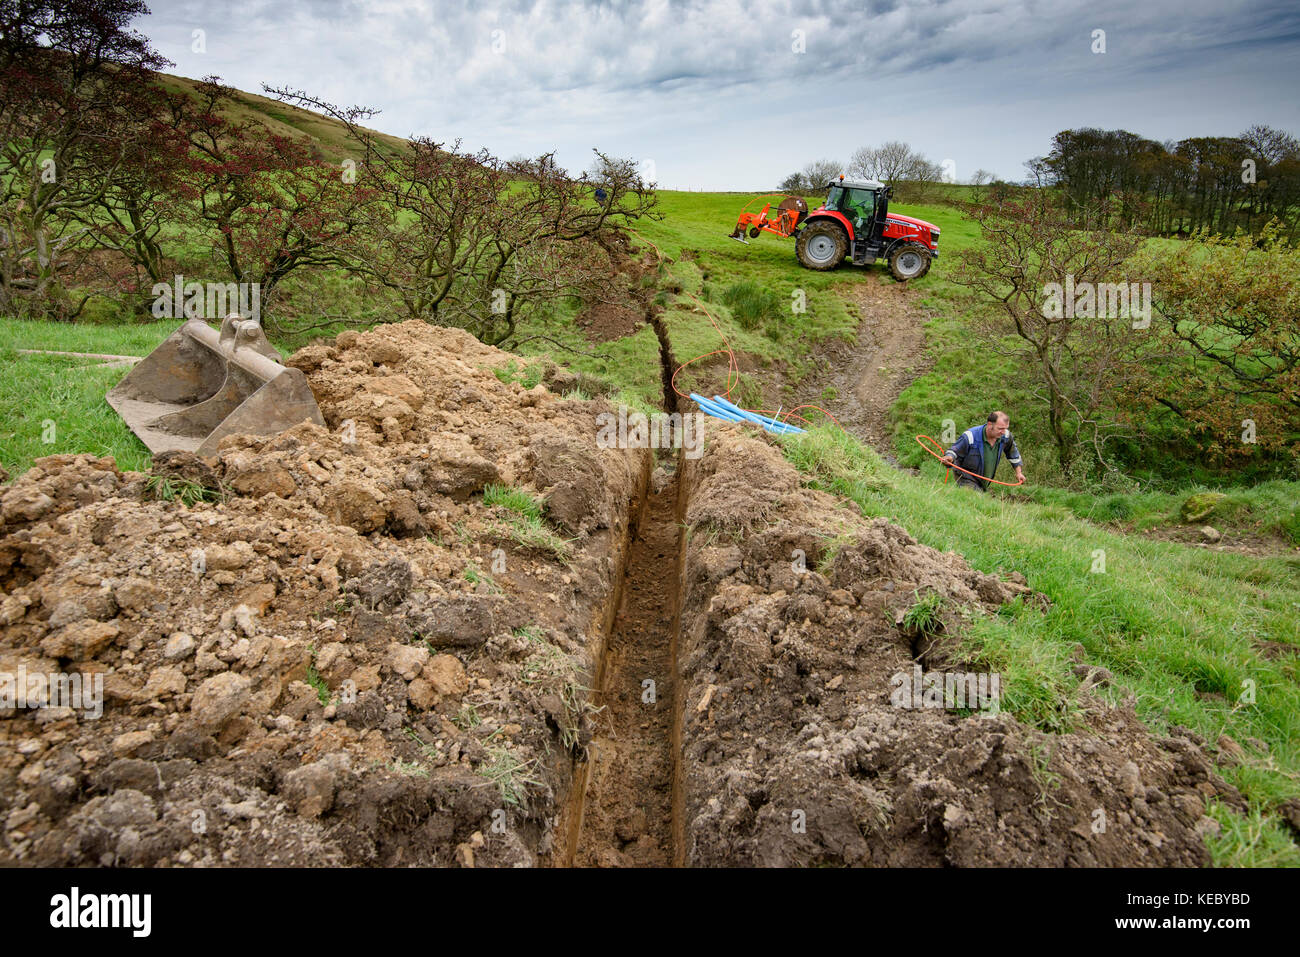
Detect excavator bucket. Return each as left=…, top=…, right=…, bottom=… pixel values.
left=107, top=314, right=324, bottom=459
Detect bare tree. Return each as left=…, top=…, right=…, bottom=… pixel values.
left=0, top=0, right=169, bottom=316
left=849, top=141, right=920, bottom=182
left=801, top=158, right=842, bottom=189
left=266, top=87, right=658, bottom=345
left=778, top=172, right=807, bottom=193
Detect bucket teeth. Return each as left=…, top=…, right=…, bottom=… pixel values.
left=107, top=314, right=325, bottom=458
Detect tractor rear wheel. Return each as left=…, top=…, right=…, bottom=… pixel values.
left=796, top=221, right=846, bottom=270
left=888, top=244, right=931, bottom=281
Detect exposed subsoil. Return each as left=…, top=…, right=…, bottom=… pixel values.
left=673, top=426, right=1244, bottom=866
left=0, top=314, right=1253, bottom=868
left=568, top=466, right=683, bottom=866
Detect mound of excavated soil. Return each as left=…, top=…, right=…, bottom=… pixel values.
left=0, top=321, right=646, bottom=866
left=675, top=430, right=1242, bottom=866
left=0, top=319, right=1243, bottom=868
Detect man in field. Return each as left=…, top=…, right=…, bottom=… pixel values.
left=940, top=411, right=1025, bottom=491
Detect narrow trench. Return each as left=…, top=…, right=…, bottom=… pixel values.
left=560, top=308, right=688, bottom=867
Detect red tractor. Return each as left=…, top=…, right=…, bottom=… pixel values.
left=728, top=176, right=939, bottom=280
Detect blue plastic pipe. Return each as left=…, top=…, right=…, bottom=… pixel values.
left=690, top=393, right=745, bottom=422
left=710, top=395, right=805, bottom=434
left=690, top=392, right=805, bottom=435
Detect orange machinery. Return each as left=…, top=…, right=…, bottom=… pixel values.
left=727, top=194, right=809, bottom=243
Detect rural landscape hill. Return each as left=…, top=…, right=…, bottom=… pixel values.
left=2, top=8, right=1299, bottom=879
left=152, top=71, right=410, bottom=160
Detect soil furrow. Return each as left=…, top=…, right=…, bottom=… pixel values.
left=569, top=469, right=683, bottom=866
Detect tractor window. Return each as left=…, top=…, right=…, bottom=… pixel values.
left=825, top=185, right=843, bottom=210
left=844, top=188, right=875, bottom=223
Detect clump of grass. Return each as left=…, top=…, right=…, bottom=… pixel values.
left=389, top=759, right=430, bottom=778
left=902, top=589, right=944, bottom=636
left=721, top=280, right=783, bottom=331
left=453, top=703, right=481, bottom=730
left=513, top=624, right=544, bottom=643
left=779, top=425, right=892, bottom=502
left=484, top=483, right=543, bottom=521
left=514, top=627, right=599, bottom=753
left=305, top=644, right=331, bottom=705
left=462, top=564, right=501, bottom=593
left=493, top=359, right=545, bottom=390
left=479, top=746, right=543, bottom=808
left=145, top=473, right=223, bottom=506
left=482, top=484, right=573, bottom=563
left=1025, top=738, right=1063, bottom=815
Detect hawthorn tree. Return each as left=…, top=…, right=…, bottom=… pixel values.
left=69, top=90, right=193, bottom=298
left=265, top=86, right=659, bottom=345
left=172, top=78, right=366, bottom=308
left=1124, top=226, right=1300, bottom=467
left=950, top=190, right=1151, bottom=475
left=0, top=0, right=169, bottom=316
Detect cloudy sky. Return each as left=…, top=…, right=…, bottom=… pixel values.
left=139, top=0, right=1300, bottom=190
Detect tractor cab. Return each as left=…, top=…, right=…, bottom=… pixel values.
left=824, top=182, right=879, bottom=231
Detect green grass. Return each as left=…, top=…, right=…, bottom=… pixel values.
left=780, top=425, right=1300, bottom=865
left=481, top=483, right=573, bottom=563
left=0, top=350, right=153, bottom=479
left=479, top=745, right=543, bottom=808
left=305, top=645, right=331, bottom=706
left=462, top=564, right=500, bottom=592
left=483, top=483, right=544, bottom=521
left=902, top=589, right=945, bottom=636
left=1021, top=481, right=1300, bottom=547
left=144, top=473, right=223, bottom=506
left=492, top=359, right=545, bottom=390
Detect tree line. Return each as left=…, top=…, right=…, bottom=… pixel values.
left=0, top=1, right=658, bottom=341
left=777, top=142, right=969, bottom=203
left=1034, top=125, right=1300, bottom=238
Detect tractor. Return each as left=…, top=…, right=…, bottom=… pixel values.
left=728, top=176, right=939, bottom=280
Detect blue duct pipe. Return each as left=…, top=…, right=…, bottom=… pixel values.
left=691, top=392, right=805, bottom=436
left=690, top=393, right=745, bottom=422
left=711, top=395, right=805, bottom=434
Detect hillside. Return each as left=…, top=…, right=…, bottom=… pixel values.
left=2, top=66, right=1299, bottom=868
left=153, top=71, right=410, bottom=160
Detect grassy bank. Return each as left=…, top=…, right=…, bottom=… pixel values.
left=782, top=424, right=1300, bottom=866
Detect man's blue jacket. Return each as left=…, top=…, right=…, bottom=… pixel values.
left=946, top=423, right=1022, bottom=491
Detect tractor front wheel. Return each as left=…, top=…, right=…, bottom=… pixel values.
left=888, top=244, right=931, bottom=281
left=796, top=222, right=847, bottom=271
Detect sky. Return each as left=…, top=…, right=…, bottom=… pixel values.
left=138, top=0, right=1300, bottom=191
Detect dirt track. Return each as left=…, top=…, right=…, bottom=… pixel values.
left=794, top=276, right=929, bottom=456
